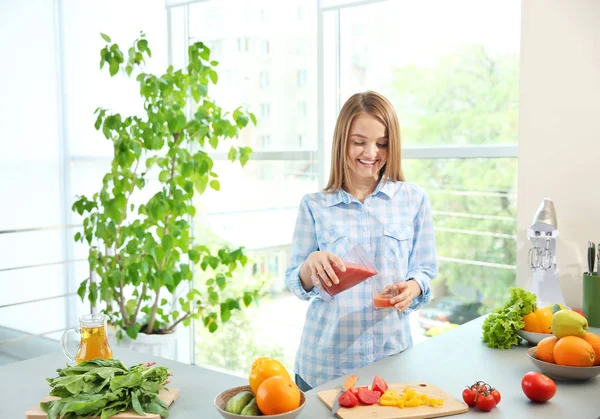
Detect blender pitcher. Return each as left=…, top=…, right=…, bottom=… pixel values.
left=61, top=313, right=113, bottom=364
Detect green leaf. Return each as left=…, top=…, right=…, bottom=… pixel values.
left=168, top=114, right=186, bottom=133
left=216, top=273, right=226, bottom=290
left=209, top=70, right=218, bottom=84
left=109, top=59, right=120, bottom=76
left=101, top=33, right=112, bottom=42
left=161, top=235, right=173, bottom=251
left=77, top=279, right=88, bottom=301
left=243, top=292, right=253, bottom=307
left=89, top=282, right=99, bottom=304
left=250, top=113, right=257, bottom=125
left=188, top=249, right=200, bottom=264
left=125, top=325, right=139, bottom=340
left=220, top=304, right=231, bottom=322
left=209, top=180, right=220, bottom=191
left=74, top=232, right=81, bottom=242
left=227, top=147, right=237, bottom=162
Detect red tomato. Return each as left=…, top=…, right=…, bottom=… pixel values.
left=356, top=388, right=381, bottom=405
left=521, top=371, right=556, bottom=402
left=371, top=375, right=388, bottom=394
left=490, top=389, right=501, bottom=405
left=476, top=394, right=496, bottom=411
left=462, top=388, right=477, bottom=406
left=349, top=386, right=368, bottom=396
left=338, top=389, right=358, bottom=407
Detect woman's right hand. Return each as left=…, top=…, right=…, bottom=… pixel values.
left=300, top=251, right=346, bottom=289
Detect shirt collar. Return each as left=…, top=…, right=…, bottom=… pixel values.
left=325, top=178, right=397, bottom=207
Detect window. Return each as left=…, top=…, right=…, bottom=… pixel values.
left=330, top=0, right=521, bottom=344
left=260, top=103, right=270, bottom=118
left=179, top=0, right=519, bottom=374
left=237, top=37, right=249, bottom=52
left=297, top=69, right=307, bottom=87
left=260, top=40, right=270, bottom=55
left=259, top=71, right=269, bottom=88
left=298, top=101, right=307, bottom=117
left=259, top=135, right=271, bottom=148
left=187, top=0, right=317, bottom=375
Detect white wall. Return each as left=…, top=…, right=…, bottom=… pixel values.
left=517, top=0, right=600, bottom=309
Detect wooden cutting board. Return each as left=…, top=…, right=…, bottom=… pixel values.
left=25, top=388, right=180, bottom=419
left=318, top=383, right=468, bottom=419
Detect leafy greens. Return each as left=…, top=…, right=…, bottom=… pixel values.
left=41, top=358, right=171, bottom=419
left=481, top=287, right=537, bottom=349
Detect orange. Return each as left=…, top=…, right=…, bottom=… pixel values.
left=536, top=336, right=558, bottom=363
left=249, top=357, right=290, bottom=394
left=583, top=333, right=600, bottom=366
left=256, top=375, right=301, bottom=415
left=553, top=336, right=595, bottom=367
left=523, top=312, right=542, bottom=333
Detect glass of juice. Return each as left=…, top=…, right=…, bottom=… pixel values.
left=372, top=277, right=403, bottom=310
left=320, top=244, right=378, bottom=297
left=61, top=313, right=113, bottom=364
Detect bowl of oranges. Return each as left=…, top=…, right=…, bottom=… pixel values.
left=526, top=309, right=600, bottom=380
left=214, top=357, right=306, bottom=418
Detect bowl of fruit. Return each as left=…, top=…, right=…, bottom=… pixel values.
left=214, top=357, right=306, bottom=418
left=526, top=310, right=600, bottom=380
left=518, top=304, right=574, bottom=345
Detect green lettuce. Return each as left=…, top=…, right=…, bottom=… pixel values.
left=481, top=287, right=537, bottom=349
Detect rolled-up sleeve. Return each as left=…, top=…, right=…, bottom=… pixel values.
left=285, top=196, right=320, bottom=301
left=406, top=190, right=438, bottom=313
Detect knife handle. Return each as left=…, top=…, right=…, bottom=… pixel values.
left=342, top=375, right=358, bottom=390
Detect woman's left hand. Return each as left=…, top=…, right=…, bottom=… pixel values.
left=388, top=280, right=422, bottom=312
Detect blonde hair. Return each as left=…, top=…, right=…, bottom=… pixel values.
left=324, top=91, right=404, bottom=192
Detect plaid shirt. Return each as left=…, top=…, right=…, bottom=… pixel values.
left=285, top=179, right=438, bottom=387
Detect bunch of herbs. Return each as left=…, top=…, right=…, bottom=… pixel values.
left=41, top=358, right=171, bottom=419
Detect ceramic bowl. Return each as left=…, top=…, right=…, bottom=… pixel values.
left=214, top=384, right=306, bottom=419
left=527, top=347, right=600, bottom=380
left=517, top=329, right=553, bottom=345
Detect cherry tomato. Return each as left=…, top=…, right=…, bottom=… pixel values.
left=462, top=388, right=477, bottom=406
left=490, top=389, right=501, bottom=405
left=521, top=371, right=556, bottom=402
left=476, top=393, right=496, bottom=411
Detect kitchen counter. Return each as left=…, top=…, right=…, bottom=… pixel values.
left=300, top=316, right=600, bottom=418
left=0, top=348, right=246, bottom=419
left=1, top=317, right=598, bottom=418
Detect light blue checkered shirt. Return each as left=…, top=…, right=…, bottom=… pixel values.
left=285, top=179, right=438, bottom=388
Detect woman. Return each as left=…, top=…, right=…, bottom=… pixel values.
left=284, top=91, right=438, bottom=391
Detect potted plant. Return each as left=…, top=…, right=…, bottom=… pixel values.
left=72, top=32, right=257, bottom=357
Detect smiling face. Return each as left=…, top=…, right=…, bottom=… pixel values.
left=345, top=112, right=389, bottom=186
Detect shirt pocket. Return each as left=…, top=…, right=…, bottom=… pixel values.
left=317, top=228, right=349, bottom=258
left=383, top=224, right=413, bottom=267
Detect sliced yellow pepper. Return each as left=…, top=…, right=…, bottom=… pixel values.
left=419, top=394, right=429, bottom=404
left=397, top=399, right=405, bottom=408
left=429, top=398, right=444, bottom=407
left=405, top=397, right=422, bottom=407
left=379, top=390, right=403, bottom=406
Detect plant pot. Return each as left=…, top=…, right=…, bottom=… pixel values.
left=108, top=327, right=178, bottom=360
